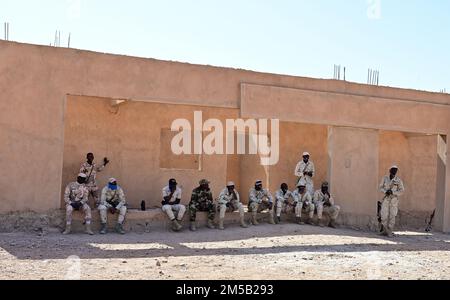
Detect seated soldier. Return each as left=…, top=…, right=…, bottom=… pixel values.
left=248, top=180, right=275, bottom=225
left=292, top=180, right=315, bottom=225
left=313, top=182, right=340, bottom=228
left=274, top=183, right=295, bottom=224
left=63, top=173, right=94, bottom=235
left=188, top=179, right=216, bottom=231
left=98, top=178, right=127, bottom=235
left=217, top=181, right=248, bottom=230
left=161, top=178, right=186, bottom=232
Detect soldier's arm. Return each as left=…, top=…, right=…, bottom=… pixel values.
left=275, top=191, right=284, bottom=203
left=64, top=185, right=71, bottom=205
left=173, top=189, right=182, bottom=205
left=294, top=162, right=302, bottom=177
left=207, top=191, right=213, bottom=202
left=313, top=191, right=320, bottom=203
left=80, top=187, right=89, bottom=205
left=266, top=190, right=274, bottom=203
left=100, top=187, right=112, bottom=208
left=393, top=180, right=405, bottom=197
left=310, top=162, right=315, bottom=177
left=379, top=177, right=387, bottom=193
left=305, top=193, right=312, bottom=204
left=96, top=164, right=105, bottom=173
left=190, top=190, right=198, bottom=203
left=115, top=189, right=126, bottom=209
left=249, top=190, right=257, bottom=203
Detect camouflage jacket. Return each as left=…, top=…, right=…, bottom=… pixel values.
left=190, top=187, right=213, bottom=205
left=64, top=182, right=88, bottom=205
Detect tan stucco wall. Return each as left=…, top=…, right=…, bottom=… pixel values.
left=379, top=131, right=437, bottom=212
left=1, top=40, right=450, bottom=230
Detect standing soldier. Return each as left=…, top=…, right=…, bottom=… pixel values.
left=248, top=180, right=275, bottom=225
left=162, top=179, right=186, bottom=232
left=189, top=179, right=216, bottom=231
left=292, top=180, right=315, bottom=225
left=379, top=165, right=405, bottom=237
left=313, top=182, right=340, bottom=228
left=217, top=182, right=248, bottom=230
left=294, top=152, right=315, bottom=196
left=274, top=183, right=295, bottom=224
left=80, top=153, right=110, bottom=207
left=63, top=173, right=94, bottom=235
left=98, top=178, right=127, bottom=235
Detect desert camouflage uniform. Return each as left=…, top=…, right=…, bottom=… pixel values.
left=274, top=189, right=295, bottom=218
left=248, top=188, right=274, bottom=224
left=162, top=186, right=186, bottom=221
left=189, top=187, right=216, bottom=222
left=217, top=187, right=245, bottom=219
left=379, top=175, right=405, bottom=232
left=80, top=162, right=105, bottom=206
left=98, top=186, right=127, bottom=225
left=294, top=160, right=315, bottom=196
left=64, top=182, right=91, bottom=225
left=292, top=189, right=315, bottom=219
left=313, top=190, right=340, bottom=221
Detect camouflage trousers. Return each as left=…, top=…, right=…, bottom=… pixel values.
left=66, top=203, right=92, bottom=225
left=381, top=197, right=399, bottom=231
left=295, top=202, right=315, bottom=219
left=218, top=200, right=245, bottom=219
left=86, top=184, right=99, bottom=206
left=189, top=201, right=216, bottom=222
left=98, top=205, right=127, bottom=224
left=248, top=201, right=274, bottom=215
left=316, top=203, right=340, bottom=221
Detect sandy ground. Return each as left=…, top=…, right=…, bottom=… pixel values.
left=1, top=223, right=449, bottom=280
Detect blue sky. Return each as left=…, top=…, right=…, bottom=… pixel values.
left=1, top=0, right=449, bottom=92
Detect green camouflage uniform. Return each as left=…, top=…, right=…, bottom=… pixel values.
left=189, top=186, right=216, bottom=222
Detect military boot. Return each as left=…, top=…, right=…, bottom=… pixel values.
left=317, top=219, right=325, bottom=227
left=240, top=216, right=248, bottom=228
left=85, top=223, right=94, bottom=235
left=306, top=218, right=314, bottom=226
left=115, top=223, right=125, bottom=235
left=207, top=219, right=216, bottom=229
left=268, top=214, right=276, bottom=225
left=100, top=223, right=107, bottom=234
left=251, top=213, right=259, bottom=225
left=329, top=220, right=337, bottom=229
left=172, top=220, right=182, bottom=232
left=297, top=217, right=305, bottom=225
left=62, top=224, right=71, bottom=235
left=190, top=221, right=197, bottom=232
left=275, top=216, right=282, bottom=224
left=218, top=219, right=225, bottom=230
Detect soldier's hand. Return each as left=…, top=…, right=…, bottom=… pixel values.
left=110, top=207, right=117, bottom=214
left=103, top=157, right=110, bottom=165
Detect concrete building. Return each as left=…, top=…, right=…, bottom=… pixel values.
left=1, top=40, right=449, bottom=232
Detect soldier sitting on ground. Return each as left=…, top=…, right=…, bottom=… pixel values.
left=188, top=179, right=216, bottom=231
left=274, top=183, right=295, bottom=224
left=217, top=181, right=248, bottom=230
left=161, top=178, right=186, bottom=232
left=63, top=173, right=94, bottom=235
left=248, top=180, right=275, bottom=225
left=98, top=178, right=127, bottom=235
left=313, top=182, right=340, bottom=228
left=292, top=180, right=315, bottom=225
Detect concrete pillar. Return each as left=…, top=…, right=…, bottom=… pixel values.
left=435, top=135, right=447, bottom=231
left=328, top=127, right=379, bottom=217
left=437, top=136, right=450, bottom=233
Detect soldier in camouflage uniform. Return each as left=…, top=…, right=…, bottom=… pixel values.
left=63, top=173, right=94, bottom=235
left=313, top=182, right=340, bottom=228
left=189, top=179, right=216, bottom=231
left=294, top=152, right=315, bottom=196
left=379, top=165, right=405, bottom=237
left=217, top=181, right=248, bottom=230
left=98, top=178, right=127, bottom=235
left=80, top=153, right=110, bottom=207
left=292, top=179, right=315, bottom=225
left=274, top=183, right=295, bottom=224
left=248, top=180, right=275, bottom=225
